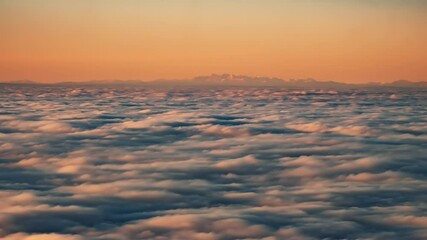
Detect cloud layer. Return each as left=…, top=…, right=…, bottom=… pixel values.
left=0, top=86, right=426, bottom=239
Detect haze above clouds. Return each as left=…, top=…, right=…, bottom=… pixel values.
left=1, top=0, right=427, bottom=83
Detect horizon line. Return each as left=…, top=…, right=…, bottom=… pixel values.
left=1, top=73, right=426, bottom=84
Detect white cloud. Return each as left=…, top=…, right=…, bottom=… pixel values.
left=0, top=86, right=425, bottom=239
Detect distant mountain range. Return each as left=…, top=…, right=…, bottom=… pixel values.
left=1, top=74, right=427, bottom=88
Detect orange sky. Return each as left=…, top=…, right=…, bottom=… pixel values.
left=1, top=0, right=426, bottom=83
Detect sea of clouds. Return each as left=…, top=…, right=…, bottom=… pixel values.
left=0, top=86, right=426, bottom=240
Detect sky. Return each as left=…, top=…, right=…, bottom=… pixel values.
left=0, top=0, right=426, bottom=83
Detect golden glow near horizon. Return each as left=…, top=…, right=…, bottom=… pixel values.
left=1, top=0, right=426, bottom=83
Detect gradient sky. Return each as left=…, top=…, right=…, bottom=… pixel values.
left=1, top=0, right=426, bottom=83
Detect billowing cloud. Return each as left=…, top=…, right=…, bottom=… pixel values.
left=0, top=86, right=425, bottom=239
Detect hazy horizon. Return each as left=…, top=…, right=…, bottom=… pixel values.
left=1, top=72, right=426, bottom=84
